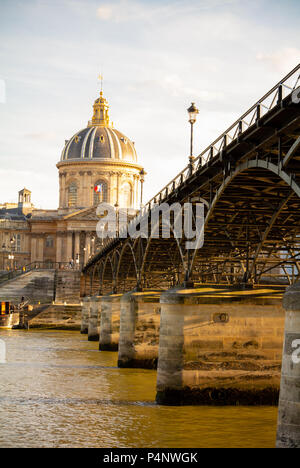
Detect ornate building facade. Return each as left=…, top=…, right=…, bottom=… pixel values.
left=0, top=90, right=144, bottom=272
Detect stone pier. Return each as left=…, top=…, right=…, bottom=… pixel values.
left=118, top=290, right=161, bottom=369
left=99, top=294, right=122, bottom=351
left=156, top=285, right=285, bottom=406
left=88, top=296, right=101, bottom=341
left=276, top=282, right=300, bottom=448
left=81, top=297, right=90, bottom=334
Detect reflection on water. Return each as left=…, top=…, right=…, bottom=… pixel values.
left=0, top=330, right=278, bottom=448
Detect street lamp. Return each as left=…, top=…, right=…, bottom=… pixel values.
left=9, top=236, right=16, bottom=270
left=114, top=202, right=119, bottom=237
left=187, top=102, right=199, bottom=173
left=1, top=243, right=6, bottom=271
left=139, top=168, right=147, bottom=208
left=91, top=235, right=95, bottom=256
left=75, top=253, right=80, bottom=269
left=8, top=253, right=14, bottom=271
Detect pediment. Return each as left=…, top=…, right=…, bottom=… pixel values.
left=63, top=207, right=101, bottom=221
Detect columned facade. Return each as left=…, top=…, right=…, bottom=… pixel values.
left=0, top=87, right=145, bottom=271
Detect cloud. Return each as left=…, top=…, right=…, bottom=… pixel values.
left=96, top=1, right=151, bottom=23
left=96, top=5, right=113, bottom=20
left=23, top=132, right=57, bottom=142
left=96, top=0, right=240, bottom=24
left=257, top=48, right=300, bottom=73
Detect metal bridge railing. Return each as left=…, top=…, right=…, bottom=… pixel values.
left=84, top=64, right=300, bottom=268
left=0, top=261, right=76, bottom=286
left=144, top=63, right=300, bottom=212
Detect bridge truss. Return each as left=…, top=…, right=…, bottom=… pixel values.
left=83, top=65, right=300, bottom=295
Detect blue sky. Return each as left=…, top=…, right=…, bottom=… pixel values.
left=0, top=0, right=299, bottom=208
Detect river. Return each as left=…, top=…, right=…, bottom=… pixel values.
left=0, top=329, right=278, bottom=448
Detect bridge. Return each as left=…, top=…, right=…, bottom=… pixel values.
left=83, top=64, right=300, bottom=294
left=80, top=65, right=300, bottom=406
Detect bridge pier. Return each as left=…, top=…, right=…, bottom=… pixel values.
left=118, top=290, right=161, bottom=369
left=156, top=286, right=285, bottom=405
left=88, top=296, right=101, bottom=341
left=80, top=297, right=91, bottom=334
left=276, top=282, right=300, bottom=448
left=99, top=294, right=122, bottom=351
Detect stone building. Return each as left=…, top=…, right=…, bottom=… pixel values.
left=0, top=90, right=144, bottom=272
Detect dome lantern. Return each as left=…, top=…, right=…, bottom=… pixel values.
left=88, top=91, right=110, bottom=127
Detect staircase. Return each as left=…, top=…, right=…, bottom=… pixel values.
left=0, top=270, right=55, bottom=304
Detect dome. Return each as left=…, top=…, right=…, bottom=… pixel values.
left=61, top=126, right=137, bottom=162
left=60, top=91, right=137, bottom=163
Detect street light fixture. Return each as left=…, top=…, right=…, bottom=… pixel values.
left=139, top=168, right=147, bottom=208
left=114, top=202, right=119, bottom=237
left=91, top=235, right=95, bottom=256
left=8, top=253, right=14, bottom=271
left=1, top=243, right=6, bottom=271
left=187, top=102, right=199, bottom=174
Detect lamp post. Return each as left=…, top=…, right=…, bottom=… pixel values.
left=8, top=253, right=14, bottom=271
left=1, top=243, right=6, bottom=271
left=114, top=202, right=119, bottom=237
left=9, top=236, right=16, bottom=270
left=139, top=168, right=147, bottom=208
left=187, top=102, right=199, bottom=174
left=91, top=235, right=95, bottom=256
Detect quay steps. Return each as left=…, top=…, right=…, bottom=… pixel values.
left=0, top=270, right=55, bottom=304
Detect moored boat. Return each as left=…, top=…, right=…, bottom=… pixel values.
left=0, top=301, right=20, bottom=329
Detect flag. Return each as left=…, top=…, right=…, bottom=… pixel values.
left=94, top=184, right=102, bottom=193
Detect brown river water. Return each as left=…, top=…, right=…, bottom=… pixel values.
left=0, top=329, right=278, bottom=448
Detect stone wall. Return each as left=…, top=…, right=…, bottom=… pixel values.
left=28, top=304, right=82, bottom=330
left=99, top=294, right=121, bottom=351
left=54, top=270, right=81, bottom=304
left=156, top=286, right=285, bottom=405
left=118, top=291, right=161, bottom=369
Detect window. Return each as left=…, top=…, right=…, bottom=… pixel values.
left=16, top=234, right=21, bottom=252
left=45, top=236, right=54, bottom=248
left=121, top=182, right=132, bottom=208
left=93, top=180, right=108, bottom=205
left=68, top=182, right=78, bottom=207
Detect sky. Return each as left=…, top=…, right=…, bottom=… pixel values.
left=0, top=0, right=299, bottom=208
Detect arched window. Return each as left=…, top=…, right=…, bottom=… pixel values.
left=68, top=182, right=78, bottom=207
left=93, top=180, right=108, bottom=205
left=121, top=182, right=132, bottom=208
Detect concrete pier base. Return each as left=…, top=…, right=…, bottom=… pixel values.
left=118, top=290, right=161, bottom=369
left=99, top=294, right=121, bottom=351
left=156, top=286, right=285, bottom=406
left=80, top=297, right=90, bottom=334
left=276, top=282, right=300, bottom=448
left=88, top=296, right=101, bottom=341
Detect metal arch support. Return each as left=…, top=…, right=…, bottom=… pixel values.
left=189, top=158, right=300, bottom=277
left=101, top=254, right=115, bottom=292
left=97, top=260, right=105, bottom=295
left=283, top=136, right=300, bottom=167
left=140, top=218, right=186, bottom=280
left=246, top=192, right=295, bottom=281
left=115, top=239, right=139, bottom=289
